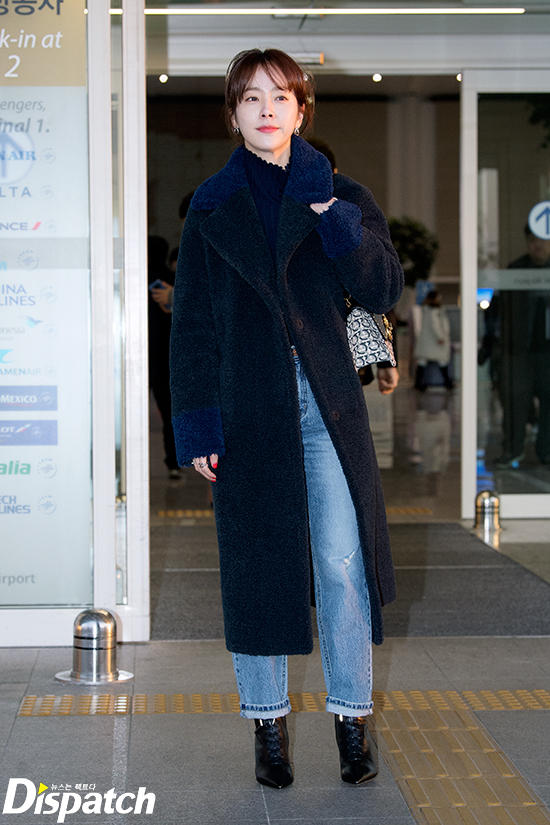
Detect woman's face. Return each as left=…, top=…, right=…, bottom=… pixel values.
left=231, top=67, right=303, bottom=167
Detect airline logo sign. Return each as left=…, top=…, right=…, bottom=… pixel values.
left=3, top=779, right=156, bottom=822
left=0, top=460, right=31, bottom=475
left=0, top=385, right=57, bottom=410
left=0, top=420, right=57, bottom=445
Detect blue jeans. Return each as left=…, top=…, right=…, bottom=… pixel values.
left=232, top=355, right=373, bottom=719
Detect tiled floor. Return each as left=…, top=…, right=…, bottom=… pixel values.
left=3, top=638, right=550, bottom=823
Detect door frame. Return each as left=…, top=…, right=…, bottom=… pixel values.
left=460, top=69, right=550, bottom=520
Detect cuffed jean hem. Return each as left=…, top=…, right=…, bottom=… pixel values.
left=326, top=697, right=374, bottom=717
left=239, top=700, right=292, bottom=720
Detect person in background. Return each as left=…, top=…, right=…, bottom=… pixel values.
left=510, top=226, right=550, bottom=271
left=307, top=136, right=399, bottom=396
left=150, top=249, right=177, bottom=313
left=148, top=235, right=179, bottom=479
left=170, top=49, right=403, bottom=790
left=486, top=226, right=550, bottom=468
left=150, top=193, right=195, bottom=313
left=414, top=290, right=453, bottom=391
left=168, top=247, right=179, bottom=273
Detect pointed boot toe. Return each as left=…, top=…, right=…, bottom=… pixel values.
left=256, top=762, right=294, bottom=790
left=335, top=714, right=378, bottom=785
left=254, top=717, right=294, bottom=789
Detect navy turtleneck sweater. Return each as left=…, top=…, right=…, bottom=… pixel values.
left=243, top=147, right=290, bottom=260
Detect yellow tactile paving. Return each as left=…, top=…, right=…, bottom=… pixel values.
left=18, top=693, right=132, bottom=716
left=18, top=690, right=550, bottom=717
left=157, top=509, right=214, bottom=518
left=372, top=702, right=550, bottom=825
left=386, top=507, right=435, bottom=515
left=288, top=691, right=327, bottom=712
left=156, top=506, right=434, bottom=518
left=130, top=693, right=242, bottom=715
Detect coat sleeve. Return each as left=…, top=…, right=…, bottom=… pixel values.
left=170, top=208, right=225, bottom=467
left=317, top=176, right=404, bottom=315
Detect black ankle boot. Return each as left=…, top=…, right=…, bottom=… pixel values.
left=334, top=714, right=378, bottom=785
left=254, top=716, right=293, bottom=789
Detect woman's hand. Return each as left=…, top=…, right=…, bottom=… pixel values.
left=192, top=454, right=218, bottom=481
left=377, top=367, right=399, bottom=395
left=310, top=197, right=338, bottom=214
left=150, top=280, right=170, bottom=302
left=151, top=281, right=173, bottom=313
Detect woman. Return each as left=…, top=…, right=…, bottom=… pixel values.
left=170, top=49, right=403, bottom=789
left=414, top=290, right=453, bottom=390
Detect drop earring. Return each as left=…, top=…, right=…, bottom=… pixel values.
left=233, top=126, right=240, bottom=134
left=294, top=127, right=300, bottom=136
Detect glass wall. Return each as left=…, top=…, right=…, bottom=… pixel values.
left=0, top=0, right=93, bottom=606
left=477, top=94, right=550, bottom=496
left=111, top=8, right=128, bottom=606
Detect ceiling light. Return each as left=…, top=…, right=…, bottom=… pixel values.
left=292, top=52, right=325, bottom=65
left=138, top=7, right=525, bottom=16
left=159, top=74, right=169, bottom=83
left=373, top=73, right=382, bottom=82
left=273, top=11, right=323, bottom=17
left=456, top=73, right=463, bottom=82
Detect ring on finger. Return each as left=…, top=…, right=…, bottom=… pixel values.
left=199, top=462, right=207, bottom=468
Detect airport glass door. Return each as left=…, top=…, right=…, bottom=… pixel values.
left=477, top=94, right=550, bottom=497
left=461, top=71, right=550, bottom=519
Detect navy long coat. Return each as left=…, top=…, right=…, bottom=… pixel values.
left=170, top=136, right=404, bottom=656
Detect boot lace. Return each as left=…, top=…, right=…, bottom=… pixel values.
left=343, top=719, right=366, bottom=759
left=260, top=722, right=286, bottom=763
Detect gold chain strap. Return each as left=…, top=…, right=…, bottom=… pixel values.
left=381, top=314, right=393, bottom=342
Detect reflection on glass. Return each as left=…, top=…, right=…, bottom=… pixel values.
left=477, top=94, right=550, bottom=495
left=362, top=382, right=394, bottom=469
left=408, top=391, right=452, bottom=498
left=111, top=14, right=128, bottom=604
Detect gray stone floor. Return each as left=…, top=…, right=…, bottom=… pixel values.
left=2, top=638, right=550, bottom=823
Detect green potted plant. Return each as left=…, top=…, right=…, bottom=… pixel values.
left=388, top=217, right=439, bottom=287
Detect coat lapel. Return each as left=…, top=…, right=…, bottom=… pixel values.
left=275, top=135, right=333, bottom=279
left=197, top=136, right=334, bottom=308
left=199, top=187, right=283, bottom=318
left=276, top=196, right=320, bottom=281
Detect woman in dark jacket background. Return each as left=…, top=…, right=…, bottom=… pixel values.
left=170, top=49, right=404, bottom=790
left=148, top=236, right=179, bottom=477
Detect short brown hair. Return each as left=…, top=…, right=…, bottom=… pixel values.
left=224, top=49, right=315, bottom=139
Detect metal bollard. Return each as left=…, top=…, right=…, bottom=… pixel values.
left=474, top=490, right=502, bottom=548
left=474, top=490, right=501, bottom=532
left=55, top=608, right=133, bottom=684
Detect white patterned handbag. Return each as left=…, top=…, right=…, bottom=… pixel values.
left=346, top=305, right=396, bottom=369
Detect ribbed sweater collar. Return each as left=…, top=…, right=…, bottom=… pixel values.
left=243, top=147, right=290, bottom=197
